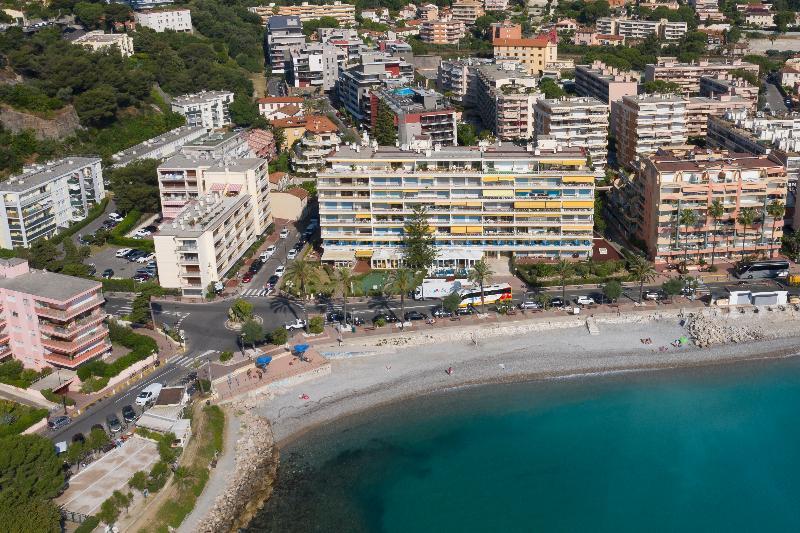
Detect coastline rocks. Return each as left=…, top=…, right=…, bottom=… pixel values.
left=687, top=314, right=765, bottom=348
left=197, top=401, right=278, bottom=533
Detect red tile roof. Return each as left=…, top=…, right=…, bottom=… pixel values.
left=287, top=186, right=309, bottom=200
left=257, top=96, right=304, bottom=104
left=305, top=115, right=338, bottom=134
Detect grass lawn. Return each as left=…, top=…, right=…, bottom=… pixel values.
left=0, top=399, right=49, bottom=437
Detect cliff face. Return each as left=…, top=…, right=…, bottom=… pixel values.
left=0, top=104, right=81, bottom=140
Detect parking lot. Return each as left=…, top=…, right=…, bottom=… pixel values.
left=90, top=246, right=152, bottom=280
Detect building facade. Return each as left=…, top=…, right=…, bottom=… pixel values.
left=684, top=95, right=752, bottom=137
left=451, top=0, right=484, bottom=25
left=534, top=97, right=609, bottom=169
left=437, top=57, right=492, bottom=106
left=372, top=87, right=458, bottom=146
left=612, top=94, right=687, bottom=169
left=699, top=75, right=759, bottom=110
left=265, top=15, right=305, bottom=70
left=475, top=63, right=541, bottom=140
left=285, top=43, right=345, bottom=91
left=292, top=115, right=341, bottom=175
left=419, top=20, right=466, bottom=44
left=170, top=91, right=233, bottom=130
left=0, top=158, right=104, bottom=249
left=318, top=143, right=596, bottom=261
left=644, top=57, right=760, bottom=95
left=574, top=61, right=639, bottom=104
left=492, top=35, right=558, bottom=76
left=72, top=31, right=134, bottom=56
left=273, top=1, right=355, bottom=25
left=596, top=17, right=687, bottom=41
left=0, top=259, right=109, bottom=370
left=111, top=126, right=206, bottom=168
left=134, top=8, right=192, bottom=32
left=336, top=51, right=414, bottom=122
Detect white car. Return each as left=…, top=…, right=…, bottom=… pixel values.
left=260, top=245, right=276, bottom=261
left=134, top=229, right=152, bottom=238
left=115, top=248, right=132, bottom=258
left=279, top=228, right=289, bottom=239
left=576, top=296, right=595, bottom=306
left=108, top=212, right=123, bottom=222
left=136, top=253, right=155, bottom=264
left=285, top=318, right=307, bottom=331
left=274, top=265, right=286, bottom=277
left=287, top=249, right=298, bottom=260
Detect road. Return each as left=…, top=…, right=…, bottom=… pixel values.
left=75, top=198, right=116, bottom=246
left=763, top=81, right=788, bottom=114
left=266, top=76, right=285, bottom=97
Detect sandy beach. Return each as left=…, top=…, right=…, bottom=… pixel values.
left=257, top=307, right=800, bottom=446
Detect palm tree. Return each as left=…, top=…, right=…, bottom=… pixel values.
left=336, top=267, right=354, bottom=323
left=283, top=259, right=320, bottom=321
left=679, top=208, right=697, bottom=269
left=737, top=207, right=757, bottom=260
left=468, top=260, right=494, bottom=313
left=629, top=255, right=657, bottom=303
left=766, top=200, right=786, bottom=258
left=387, top=268, right=415, bottom=321
left=555, top=258, right=573, bottom=305
left=707, top=199, right=724, bottom=267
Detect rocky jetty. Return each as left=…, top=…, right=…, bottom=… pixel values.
left=687, top=314, right=765, bottom=347
left=197, top=400, right=278, bottom=533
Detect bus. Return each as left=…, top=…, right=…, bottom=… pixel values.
left=734, top=260, right=790, bottom=280
left=458, top=283, right=512, bottom=307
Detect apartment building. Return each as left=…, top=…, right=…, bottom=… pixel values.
left=689, top=0, right=725, bottom=22
left=534, top=97, right=609, bottom=169
left=596, top=17, right=687, bottom=41
left=644, top=57, right=760, bottom=96
left=489, top=20, right=521, bottom=40
left=337, top=51, right=414, bottom=122
left=110, top=126, right=206, bottom=168
left=155, top=193, right=259, bottom=298
left=171, top=91, right=233, bottom=130
left=317, top=142, right=596, bottom=262
left=72, top=30, right=134, bottom=57
left=685, top=95, right=752, bottom=137
left=0, top=258, right=109, bottom=370
left=285, top=43, right=345, bottom=91
left=257, top=96, right=305, bottom=120
left=612, top=94, right=688, bottom=169
left=274, top=1, right=355, bottom=25
left=419, top=20, right=466, bottom=44
left=181, top=130, right=253, bottom=160
left=437, top=57, right=492, bottom=106
left=0, top=158, right=104, bottom=249
left=372, top=87, right=458, bottom=146
left=475, top=63, right=541, bottom=140
left=451, top=0, right=484, bottom=25
left=419, top=3, right=439, bottom=21
left=699, top=76, right=759, bottom=111
left=492, top=34, right=558, bottom=76
left=574, top=61, right=639, bottom=104
left=265, top=15, right=305, bottom=70
left=608, top=149, right=787, bottom=264
left=157, top=155, right=272, bottom=230
left=134, top=8, right=192, bottom=32
left=292, top=115, right=341, bottom=175
left=484, top=0, right=509, bottom=10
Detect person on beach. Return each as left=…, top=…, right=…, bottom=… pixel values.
left=447, top=367, right=454, bottom=375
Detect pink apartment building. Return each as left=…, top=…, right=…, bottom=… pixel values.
left=0, top=258, right=110, bottom=371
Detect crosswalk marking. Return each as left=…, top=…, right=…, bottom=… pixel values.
left=241, top=288, right=270, bottom=297
left=170, top=351, right=220, bottom=368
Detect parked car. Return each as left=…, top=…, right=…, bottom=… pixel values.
left=106, top=413, right=122, bottom=433
left=287, top=249, right=298, bottom=260
left=549, top=297, right=565, bottom=308
left=326, top=311, right=364, bottom=325
left=274, top=266, right=285, bottom=278
left=372, top=312, right=399, bottom=323
left=518, top=300, right=540, bottom=310
left=404, top=310, right=428, bottom=321
left=576, top=296, right=595, bottom=306
left=431, top=306, right=453, bottom=318
left=143, top=225, right=158, bottom=233
left=643, top=290, right=661, bottom=301
left=47, top=415, right=71, bottom=431
left=122, top=405, right=137, bottom=423
left=456, top=305, right=476, bottom=316
left=135, top=383, right=163, bottom=407
left=87, top=264, right=96, bottom=276
left=242, top=272, right=254, bottom=283
left=125, top=250, right=144, bottom=261
left=260, top=245, right=276, bottom=260
left=115, top=248, right=132, bottom=258
left=285, top=318, right=307, bottom=331
left=136, top=253, right=155, bottom=264
left=267, top=275, right=279, bottom=287
left=133, top=229, right=151, bottom=238
left=279, top=228, right=289, bottom=239
left=133, top=273, right=152, bottom=282
left=108, top=212, right=123, bottom=222
left=102, top=268, right=114, bottom=279
left=248, top=260, right=263, bottom=273
left=214, top=281, right=225, bottom=294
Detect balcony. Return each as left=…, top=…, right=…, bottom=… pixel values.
left=35, top=296, right=104, bottom=322
left=41, top=326, right=109, bottom=355
left=45, top=341, right=111, bottom=369
left=39, top=312, right=106, bottom=340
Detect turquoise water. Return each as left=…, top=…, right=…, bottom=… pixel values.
left=247, top=358, right=800, bottom=532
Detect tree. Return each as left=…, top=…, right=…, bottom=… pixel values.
left=468, top=260, right=494, bottom=313
left=729, top=68, right=758, bottom=86
left=240, top=319, right=264, bottom=348
left=88, top=427, right=109, bottom=451
left=272, top=127, right=286, bottom=152
left=128, top=471, right=148, bottom=492
left=457, top=123, right=477, bottom=146
left=442, top=291, right=461, bottom=314
left=555, top=259, right=573, bottom=305
left=270, top=327, right=288, bottom=345
left=98, top=495, right=121, bottom=525
left=335, top=267, right=353, bottom=324
left=766, top=200, right=785, bottom=258
left=708, top=199, right=725, bottom=267
left=229, top=95, right=262, bottom=127
left=374, top=101, right=397, bottom=145
left=643, top=80, right=682, bottom=94
left=539, top=77, right=566, bottom=99
left=283, top=260, right=320, bottom=319
left=662, top=278, right=684, bottom=297
left=0, top=491, right=60, bottom=533
left=603, top=280, right=622, bottom=303
left=74, top=84, right=118, bottom=127
left=228, top=298, right=254, bottom=323
left=679, top=208, right=697, bottom=267
left=628, top=256, right=656, bottom=303
left=737, top=207, right=757, bottom=260
left=387, top=268, right=415, bottom=321
left=109, top=159, right=161, bottom=214
left=302, top=16, right=339, bottom=36
left=401, top=205, right=437, bottom=271
left=73, top=2, right=105, bottom=29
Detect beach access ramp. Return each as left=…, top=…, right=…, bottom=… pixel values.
left=586, top=317, right=600, bottom=336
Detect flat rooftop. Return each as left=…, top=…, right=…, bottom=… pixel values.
left=1, top=157, right=100, bottom=194
left=0, top=269, right=101, bottom=302
left=111, top=126, right=205, bottom=166
left=183, top=130, right=242, bottom=150
left=206, top=158, right=265, bottom=173
left=648, top=149, right=784, bottom=172
left=537, top=96, right=608, bottom=109
left=326, top=143, right=588, bottom=162
left=158, top=193, right=250, bottom=238
left=172, top=91, right=233, bottom=106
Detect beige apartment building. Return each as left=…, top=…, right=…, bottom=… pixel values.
left=72, top=31, right=134, bottom=57
left=685, top=95, right=752, bottom=137
left=574, top=61, right=639, bottom=104
left=420, top=20, right=466, bottom=44
left=271, top=1, right=356, bottom=25
left=609, top=149, right=787, bottom=264
left=155, top=194, right=258, bottom=298
left=644, top=57, right=760, bottom=95
left=475, top=63, right=542, bottom=140
left=534, top=97, right=609, bottom=169
left=451, top=0, right=484, bottom=25
left=612, top=94, right=688, bottom=169
left=317, top=143, right=596, bottom=264
left=492, top=35, right=558, bottom=76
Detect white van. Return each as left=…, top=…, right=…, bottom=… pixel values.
left=135, top=383, right=163, bottom=407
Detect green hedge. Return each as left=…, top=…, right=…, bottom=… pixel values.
left=76, top=322, right=158, bottom=381
left=107, top=209, right=154, bottom=252
left=0, top=360, right=52, bottom=388
left=51, top=197, right=110, bottom=245
left=74, top=516, right=100, bottom=533
left=100, top=278, right=137, bottom=292
left=0, top=399, right=49, bottom=436
left=41, top=388, right=76, bottom=406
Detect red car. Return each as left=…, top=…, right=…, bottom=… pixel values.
left=242, top=272, right=254, bottom=283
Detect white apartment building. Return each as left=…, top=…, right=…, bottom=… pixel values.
left=534, top=97, right=609, bottom=169
left=596, top=17, right=687, bottom=41
left=612, top=94, right=688, bottom=169
left=645, top=57, right=760, bottom=95
left=181, top=130, right=254, bottom=160
left=155, top=193, right=258, bottom=298
left=110, top=126, right=206, bottom=168
left=475, top=63, right=542, bottom=140
left=484, top=0, right=509, bottom=10
left=0, top=158, right=104, bottom=248
left=318, top=143, right=596, bottom=263
left=72, top=31, right=134, bottom=57
left=336, top=51, right=414, bottom=122
left=134, top=8, right=192, bottom=32
left=285, top=43, right=345, bottom=92
left=171, top=91, right=234, bottom=130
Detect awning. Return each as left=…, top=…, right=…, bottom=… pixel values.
left=355, top=213, right=371, bottom=219
left=466, top=201, right=481, bottom=207
left=562, top=176, right=595, bottom=184
left=483, top=189, right=513, bottom=197
left=545, top=201, right=561, bottom=208
left=355, top=249, right=373, bottom=258
left=466, top=226, right=482, bottom=233
left=483, top=176, right=499, bottom=182
left=563, top=200, right=594, bottom=208
left=321, top=249, right=356, bottom=262
left=451, top=226, right=467, bottom=234
left=209, top=183, right=225, bottom=192
left=515, top=201, right=547, bottom=208
left=226, top=183, right=243, bottom=194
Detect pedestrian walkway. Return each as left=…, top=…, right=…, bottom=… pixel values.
left=169, top=350, right=220, bottom=368
left=240, top=288, right=272, bottom=298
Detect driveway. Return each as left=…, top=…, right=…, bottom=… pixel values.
left=73, top=198, right=116, bottom=246
left=763, top=82, right=788, bottom=114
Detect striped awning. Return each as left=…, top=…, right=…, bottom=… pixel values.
left=209, top=183, right=225, bottom=192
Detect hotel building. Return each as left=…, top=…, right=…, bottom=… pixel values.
left=534, top=97, right=609, bottom=169
left=317, top=143, right=596, bottom=264
left=608, top=149, right=787, bottom=264
left=0, top=258, right=109, bottom=370
left=644, top=57, right=760, bottom=95
left=612, top=94, right=687, bottom=169
left=0, top=158, right=104, bottom=249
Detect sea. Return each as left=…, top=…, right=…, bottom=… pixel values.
left=245, top=356, right=800, bottom=532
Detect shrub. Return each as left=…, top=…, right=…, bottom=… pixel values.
left=270, top=327, right=288, bottom=345
left=219, top=351, right=233, bottom=363
left=374, top=317, right=386, bottom=328
left=128, top=471, right=148, bottom=492
left=74, top=516, right=100, bottom=533
left=0, top=400, right=49, bottom=436
left=80, top=376, right=109, bottom=393
left=51, top=197, right=110, bottom=245
left=41, top=388, right=76, bottom=406
left=228, top=299, right=253, bottom=323
left=308, top=316, right=324, bottom=334
left=78, top=322, right=158, bottom=381
left=0, top=360, right=51, bottom=388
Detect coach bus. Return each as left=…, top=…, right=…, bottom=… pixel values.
left=458, top=283, right=512, bottom=307
left=734, top=260, right=790, bottom=280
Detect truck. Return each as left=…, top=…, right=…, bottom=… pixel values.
left=413, top=278, right=470, bottom=300
left=135, top=383, right=163, bottom=407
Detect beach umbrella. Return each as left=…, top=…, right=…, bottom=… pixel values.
left=679, top=336, right=688, bottom=345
